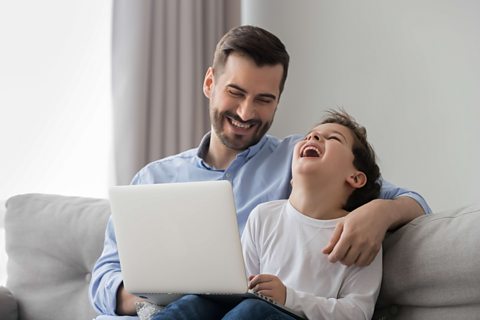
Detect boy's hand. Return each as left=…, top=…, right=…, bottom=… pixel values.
left=248, top=274, right=286, bottom=305
left=322, top=199, right=389, bottom=266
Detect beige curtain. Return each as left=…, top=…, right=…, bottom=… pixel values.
left=112, top=0, right=240, bottom=185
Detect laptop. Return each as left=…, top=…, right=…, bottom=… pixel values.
left=109, top=180, right=305, bottom=319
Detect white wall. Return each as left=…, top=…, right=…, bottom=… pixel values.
left=243, top=0, right=480, bottom=212
left=0, top=1, right=113, bottom=201
left=0, top=0, right=112, bottom=285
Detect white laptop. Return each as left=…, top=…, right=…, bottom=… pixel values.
left=109, top=180, right=304, bottom=319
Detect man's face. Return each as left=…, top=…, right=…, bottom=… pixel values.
left=203, top=53, right=283, bottom=151
left=292, top=123, right=358, bottom=184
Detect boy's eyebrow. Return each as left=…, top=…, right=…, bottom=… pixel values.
left=331, top=130, right=348, bottom=142
left=227, top=84, right=277, bottom=101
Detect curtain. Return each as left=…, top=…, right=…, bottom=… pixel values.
left=112, top=0, right=239, bottom=185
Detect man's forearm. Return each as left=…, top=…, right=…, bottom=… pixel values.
left=382, top=196, right=425, bottom=231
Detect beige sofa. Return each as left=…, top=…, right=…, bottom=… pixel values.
left=0, top=193, right=479, bottom=320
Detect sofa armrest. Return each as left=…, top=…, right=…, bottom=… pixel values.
left=375, top=203, right=480, bottom=319
left=0, top=286, right=18, bottom=320
left=5, top=193, right=110, bottom=320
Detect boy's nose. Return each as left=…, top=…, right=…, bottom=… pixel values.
left=306, top=133, right=321, bottom=141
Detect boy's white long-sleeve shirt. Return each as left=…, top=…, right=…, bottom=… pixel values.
left=241, top=200, right=382, bottom=320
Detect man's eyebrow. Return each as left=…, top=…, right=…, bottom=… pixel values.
left=227, top=84, right=247, bottom=93
left=227, top=84, right=277, bottom=101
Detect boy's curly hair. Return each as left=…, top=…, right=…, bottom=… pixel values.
left=320, top=109, right=381, bottom=211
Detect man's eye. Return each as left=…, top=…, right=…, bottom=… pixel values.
left=256, top=98, right=272, bottom=104
left=228, top=90, right=242, bottom=97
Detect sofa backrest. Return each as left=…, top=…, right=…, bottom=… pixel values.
left=5, top=194, right=110, bottom=320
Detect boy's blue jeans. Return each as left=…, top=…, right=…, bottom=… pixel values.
left=150, top=294, right=296, bottom=320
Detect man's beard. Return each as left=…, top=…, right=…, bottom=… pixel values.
left=211, top=110, right=274, bottom=151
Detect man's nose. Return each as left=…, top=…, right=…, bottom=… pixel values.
left=236, top=99, right=256, bottom=121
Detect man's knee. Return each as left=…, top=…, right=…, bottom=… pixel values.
left=233, top=299, right=295, bottom=320
left=236, top=298, right=272, bottom=312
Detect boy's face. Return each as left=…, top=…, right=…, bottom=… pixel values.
left=292, top=123, right=359, bottom=185
left=203, top=53, right=283, bottom=151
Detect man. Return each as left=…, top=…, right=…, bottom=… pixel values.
left=90, top=25, right=430, bottom=318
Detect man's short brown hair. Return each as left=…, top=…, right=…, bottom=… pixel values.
left=212, top=25, right=290, bottom=95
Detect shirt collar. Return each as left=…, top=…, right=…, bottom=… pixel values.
left=197, top=132, right=211, bottom=161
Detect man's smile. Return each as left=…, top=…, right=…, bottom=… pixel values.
left=229, top=117, right=254, bottom=129
left=224, top=113, right=260, bottom=133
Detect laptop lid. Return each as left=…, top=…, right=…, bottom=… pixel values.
left=109, top=180, right=248, bottom=301
left=110, top=180, right=306, bottom=319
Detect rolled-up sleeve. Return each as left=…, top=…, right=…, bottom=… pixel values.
left=379, top=178, right=431, bottom=214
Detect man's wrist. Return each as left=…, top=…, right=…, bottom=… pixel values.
left=367, top=199, right=393, bottom=232
left=376, top=197, right=423, bottom=231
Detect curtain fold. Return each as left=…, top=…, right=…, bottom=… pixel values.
left=112, top=0, right=239, bottom=185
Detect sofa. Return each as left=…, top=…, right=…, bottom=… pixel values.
left=0, top=193, right=479, bottom=320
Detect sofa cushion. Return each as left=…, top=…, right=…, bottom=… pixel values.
left=374, top=203, right=480, bottom=320
left=5, top=194, right=110, bottom=320
left=0, top=286, right=17, bottom=320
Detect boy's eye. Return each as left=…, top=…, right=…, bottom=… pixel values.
left=327, top=136, right=341, bottom=142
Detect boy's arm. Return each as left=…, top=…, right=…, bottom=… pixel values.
left=241, top=206, right=262, bottom=276
left=322, top=179, right=430, bottom=266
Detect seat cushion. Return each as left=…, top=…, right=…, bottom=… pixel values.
left=5, top=194, right=110, bottom=320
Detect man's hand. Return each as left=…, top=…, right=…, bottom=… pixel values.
left=322, top=198, right=424, bottom=266
left=116, top=283, right=144, bottom=315
left=248, top=274, right=286, bottom=305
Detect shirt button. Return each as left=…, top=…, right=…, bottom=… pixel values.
left=225, top=173, right=231, bottom=178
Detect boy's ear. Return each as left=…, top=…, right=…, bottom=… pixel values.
left=203, top=67, right=214, bottom=98
left=347, top=171, right=367, bottom=189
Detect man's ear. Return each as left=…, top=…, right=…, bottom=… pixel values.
left=347, top=171, right=367, bottom=189
left=203, top=67, right=214, bottom=98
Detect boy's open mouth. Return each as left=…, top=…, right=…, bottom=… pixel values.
left=301, top=145, right=321, bottom=158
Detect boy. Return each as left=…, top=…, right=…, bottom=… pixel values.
left=146, top=109, right=383, bottom=320
left=239, top=109, right=382, bottom=319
